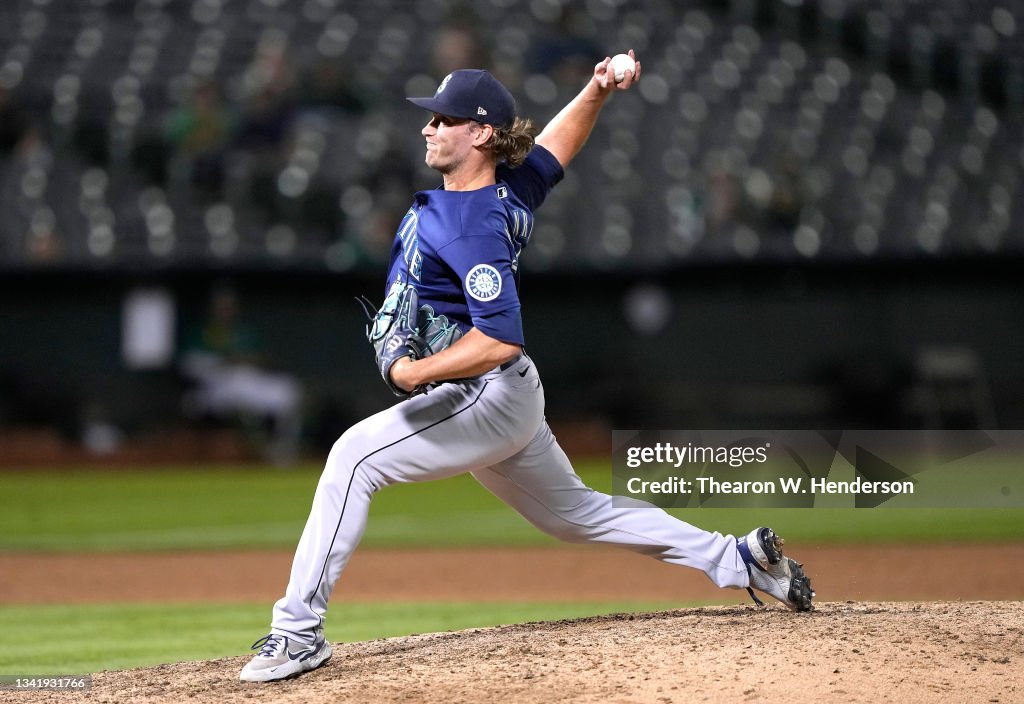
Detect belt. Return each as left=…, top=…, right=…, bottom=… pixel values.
left=498, top=353, right=524, bottom=372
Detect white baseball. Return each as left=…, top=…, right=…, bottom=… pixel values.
left=610, top=53, right=636, bottom=83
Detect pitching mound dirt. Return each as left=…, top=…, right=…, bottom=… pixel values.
left=13, top=601, right=1021, bottom=704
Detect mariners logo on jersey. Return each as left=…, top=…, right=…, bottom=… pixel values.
left=465, top=264, right=502, bottom=302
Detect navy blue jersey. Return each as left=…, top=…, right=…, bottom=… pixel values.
left=385, top=145, right=564, bottom=345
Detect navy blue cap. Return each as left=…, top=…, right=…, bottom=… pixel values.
left=407, top=69, right=516, bottom=128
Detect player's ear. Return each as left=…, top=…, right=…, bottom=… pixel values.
left=472, top=122, right=494, bottom=147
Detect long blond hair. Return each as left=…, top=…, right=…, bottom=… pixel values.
left=482, top=117, right=536, bottom=167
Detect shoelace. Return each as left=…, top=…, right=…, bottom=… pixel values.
left=737, top=536, right=768, bottom=607
left=745, top=585, right=766, bottom=607
left=251, top=634, right=287, bottom=657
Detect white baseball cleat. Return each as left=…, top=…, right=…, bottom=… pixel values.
left=239, top=632, right=332, bottom=682
left=737, top=526, right=815, bottom=611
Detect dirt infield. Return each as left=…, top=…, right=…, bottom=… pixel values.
left=8, top=601, right=1022, bottom=704
left=3, top=544, right=1024, bottom=604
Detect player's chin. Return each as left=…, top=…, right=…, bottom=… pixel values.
left=424, top=153, right=448, bottom=172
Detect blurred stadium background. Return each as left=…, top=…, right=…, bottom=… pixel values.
left=1, top=0, right=1022, bottom=464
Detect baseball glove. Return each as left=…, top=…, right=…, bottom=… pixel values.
left=357, top=283, right=463, bottom=398
left=417, top=303, right=463, bottom=357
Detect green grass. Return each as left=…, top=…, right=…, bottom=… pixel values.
left=0, top=461, right=1021, bottom=551
left=0, top=600, right=682, bottom=674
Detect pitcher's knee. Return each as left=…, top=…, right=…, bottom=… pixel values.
left=530, top=505, right=600, bottom=543
left=329, top=421, right=378, bottom=462
left=531, top=491, right=614, bottom=543
left=323, top=428, right=388, bottom=490
left=546, top=521, right=592, bottom=543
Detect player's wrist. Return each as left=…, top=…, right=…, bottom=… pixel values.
left=585, top=77, right=614, bottom=100
left=389, top=356, right=420, bottom=392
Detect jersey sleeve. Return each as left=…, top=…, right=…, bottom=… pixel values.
left=437, top=232, right=524, bottom=346
left=496, top=145, right=564, bottom=212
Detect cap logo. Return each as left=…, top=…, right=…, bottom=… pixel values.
left=436, top=74, right=452, bottom=95
left=477, top=106, right=487, bottom=115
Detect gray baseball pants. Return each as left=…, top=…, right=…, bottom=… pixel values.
left=271, top=355, right=749, bottom=642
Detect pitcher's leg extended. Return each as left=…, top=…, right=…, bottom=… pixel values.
left=474, top=422, right=814, bottom=609
left=473, top=422, right=750, bottom=589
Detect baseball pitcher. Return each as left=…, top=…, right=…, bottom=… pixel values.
left=240, top=51, right=814, bottom=683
